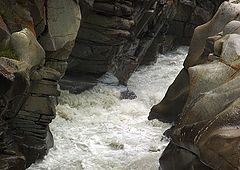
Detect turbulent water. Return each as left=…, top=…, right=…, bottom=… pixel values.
left=28, top=47, right=187, bottom=170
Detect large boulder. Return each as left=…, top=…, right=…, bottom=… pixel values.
left=10, top=28, right=45, bottom=67
left=184, top=1, right=240, bottom=68
left=39, top=0, right=81, bottom=76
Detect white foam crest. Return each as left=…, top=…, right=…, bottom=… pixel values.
left=59, top=85, right=121, bottom=109
left=28, top=47, right=188, bottom=170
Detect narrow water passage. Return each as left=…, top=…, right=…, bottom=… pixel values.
left=28, top=47, right=188, bottom=170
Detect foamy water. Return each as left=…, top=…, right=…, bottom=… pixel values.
left=28, top=47, right=187, bottom=170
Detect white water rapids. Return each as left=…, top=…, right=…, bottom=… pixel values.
left=28, top=47, right=187, bottom=170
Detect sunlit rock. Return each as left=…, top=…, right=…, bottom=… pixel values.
left=184, top=1, right=240, bottom=68
left=39, top=0, right=81, bottom=51
left=38, top=0, right=81, bottom=77
left=10, top=28, right=45, bottom=67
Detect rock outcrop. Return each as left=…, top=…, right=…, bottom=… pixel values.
left=149, top=1, right=240, bottom=169
left=61, top=0, right=226, bottom=94
left=65, top=0, right=177, bottom=89
left=167, top=0, right=225, bottom=45
left=0, top=0, right=81, bottom=169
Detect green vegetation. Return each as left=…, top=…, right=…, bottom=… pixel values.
left=0, top=48, right=18, bottom=60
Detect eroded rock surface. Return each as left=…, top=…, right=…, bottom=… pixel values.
left=167, top=0, right=225, bottom=45
left=149, top=1, right=240, bottom=169
left=61, top=0, right=225, bottom=94
left=66, top=0, right=177, bottom=88
left=0, top=0, right=80, bottom=169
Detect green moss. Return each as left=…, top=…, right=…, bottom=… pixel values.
left=0, top=48, right=18, bottom=60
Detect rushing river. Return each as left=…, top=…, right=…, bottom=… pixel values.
left=28, top=47, right=187, bottom=170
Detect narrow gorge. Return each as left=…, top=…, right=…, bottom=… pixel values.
left=0, top=0, right=239, bottom=170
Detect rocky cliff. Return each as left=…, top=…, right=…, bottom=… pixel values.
left=60, top=0, right=176, bottom=95
left=62, top=0, right=224, bottom=94
left=149, top=1, right=240, bottom=169
left=0, top=0, right=80, bottom=169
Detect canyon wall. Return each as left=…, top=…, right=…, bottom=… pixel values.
left=62, top=0, right=224, bottom=94
left=0, top=0, right=80, bottom=169
left=149, top=1, right=240, bottom=169
left=0, top=0, right=228, bottom=169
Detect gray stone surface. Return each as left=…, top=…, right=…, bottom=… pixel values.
left=10, top=28, right=45, bottom=67
left=0, top=0, right=81, bottom=168
left=150, top=1, right=240, bottom=169
left=39, top=0, right=81, bottom=51
left=66, top=0, right=177, bottom=85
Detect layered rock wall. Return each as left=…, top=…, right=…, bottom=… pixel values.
left=67, top=0, right=177, bottom=85
left=64, top=0, right=225, bottom=90
left=0, top=0, right=81, bottom=169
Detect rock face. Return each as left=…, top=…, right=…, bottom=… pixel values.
left=0, top=0, right=81, bottom=169
left=66, top=0, right=177, bottom=87
left=149, top=1, right=240, bottom=169
left=39, top=0, right=81, bottom=76
left=62, top=0, right=225, bottom=93
left=167, top=0, right=225, bottom=45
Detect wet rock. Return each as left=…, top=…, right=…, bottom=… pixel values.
left=187, top=61, right=236, bottom=101
left=119, top=87, right=137, bottom=100
left=223, top=20, right=240, bottom=35
left=0, top=0, right=35, bottom=34
left=59, top=73, right=98, bottom=94
left=160, top=142, right=213, bottom=170
left=28, top=0, right=46, bottom=37
left=0, top=153, right=26, bottom=170
left=151, top=1, right=240, bottom=169
left=149, top=68, right=190, bottom=122
left=67, top=0, right=177, bottom=85
left=97, top=72, right=119, bottom=86
left=0, top=57, right=31, bottom=169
